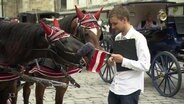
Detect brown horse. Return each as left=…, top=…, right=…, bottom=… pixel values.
left=0, top=20, right=95, bottom=104
left=60, top=5, right=103, bottom=48
left=23, top=6, right=103, bottom=104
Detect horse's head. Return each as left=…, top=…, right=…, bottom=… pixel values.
left=0, top=21, right=95, bottom=67
left=40, top=20, right=95, bottom=67
left=71, top=5, right=103, bottom=49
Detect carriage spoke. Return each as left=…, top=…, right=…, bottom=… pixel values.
left=101, top=63, right=106, bottom=68
left=106, top=65, right=111, bottom=79
left=109, top=65, right=114, bottom=80
left=168, top=76, right=176, bottom=89
left=168, top=62, right=174, bottom=72
left=105, top=65, right=110, bottom=80
left=155, top=65, right=160, bottom=78
left=108, top=65, right=114, bottom=79
left=153, top=67, right=162, bottom=79
left=155, top=61, right=164, bottom=71
left=108, top=66, right=112, bottom=79
left=161, top=56, right=169, bottom=71
left=157, top=76, right=165, bottom=88
left=169, top=74, right=178, bottom=80
left=164, top=56, right=169, bottom=69
left=167, top=78, right=172, bottom=94
left=167, top=71, right=178, bottom=75
left=101, top=64, right=108, bottom=77
left=160, top=56, right=165, bottom=68
left=163, top=77, right=167, bottom=93
left=166, top=56, right=171, bottom=68
left=110, top=66, right=115, bottom=75
left=154, top=72, right=163, bottom=80
left=153, top=65, right=163, bottom=80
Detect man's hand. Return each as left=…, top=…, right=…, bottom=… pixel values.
left=108, top=54, right=123, bottom=65
left=108, top=56, right=114, bottom=65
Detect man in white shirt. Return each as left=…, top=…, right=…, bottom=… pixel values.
left=108, top=6, right=151, bottom=104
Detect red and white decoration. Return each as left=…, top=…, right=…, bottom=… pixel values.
left=88, top=49, right=109, bottom=73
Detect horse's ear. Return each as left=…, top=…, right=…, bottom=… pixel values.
left=53, top=18, right=60, bottom=28
left=75, top=5, right=84, bottom=20
left=39, top=20, right=54, bottom=36
left=94, top=7, right=103, bottom=20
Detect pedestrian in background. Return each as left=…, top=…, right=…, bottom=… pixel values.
left=137, top=12, right=158, bottom=29
left=107, top=5, right=151, bottom=104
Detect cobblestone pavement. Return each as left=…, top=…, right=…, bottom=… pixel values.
left=17, top=70, right=184, bottom=104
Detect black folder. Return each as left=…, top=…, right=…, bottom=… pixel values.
left=113, top=39, right=138, bottom=72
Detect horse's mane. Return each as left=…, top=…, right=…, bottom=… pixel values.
left=0, top=21, right=45, bottom=63
left=59, top=14, right=77, bottom=33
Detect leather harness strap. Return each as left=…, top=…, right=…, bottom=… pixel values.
left=35, top=59, right=81, bottom=88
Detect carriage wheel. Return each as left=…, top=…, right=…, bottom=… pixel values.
left=99, top=59, right=115, bottom=83
left=100, top=39, right=112, bottom=52
left=99, top=40, right=115, bottom=83
left=151, top=51, right=182, bottom=97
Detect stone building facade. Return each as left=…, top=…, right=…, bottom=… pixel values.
left=1, top=0, right=183, bottom=18
left=2, top=0, right=57, bottom=18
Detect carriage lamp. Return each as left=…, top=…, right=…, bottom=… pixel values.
left=158, top=9, right=167, bottom=30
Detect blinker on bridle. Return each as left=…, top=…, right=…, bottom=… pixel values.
left=40, top=20, right=70, bottom=43
left=39, top=20, right=86, bottom=68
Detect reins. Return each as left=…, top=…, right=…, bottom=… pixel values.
left=30, top=46, right=85, bottom=68
left=0, top=64, right=67, bottom=88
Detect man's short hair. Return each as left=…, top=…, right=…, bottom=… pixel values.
left=108, top=5, right=130, bottom=21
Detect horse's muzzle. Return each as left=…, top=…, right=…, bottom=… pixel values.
left=77, top=42, right=95, bottom=57
left=77, top=42, right=95, bottom=66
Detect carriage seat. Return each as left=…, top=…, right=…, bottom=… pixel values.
left=137, top=28, right=159, bottom=39
left=167, top=16, right=184, bottom=36
left=174, top=16, right=184, bottom=35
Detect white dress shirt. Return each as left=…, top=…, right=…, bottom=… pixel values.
left=109, top=26, right=151, bottom=95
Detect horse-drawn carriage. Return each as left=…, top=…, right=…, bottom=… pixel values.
left=99, top=1, right=184, bottom=97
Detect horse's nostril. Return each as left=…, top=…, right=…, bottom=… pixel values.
left=80, top=58, right=87, bottom=67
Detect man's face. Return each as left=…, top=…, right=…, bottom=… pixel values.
left=147, top=15, right=154, bottom=22
left=109, top=16, right=125, bottom=33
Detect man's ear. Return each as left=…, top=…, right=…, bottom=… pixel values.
left=122, top=17, right=129, bottom=23
left=120, top=17, right=125, bottom=22
left=123, top=17, right=127, bottom=21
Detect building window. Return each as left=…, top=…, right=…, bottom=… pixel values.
left=61, top=0, right=66, bottom=9
left=89, top=0, right=92, bottom=4
left=77, top=0, right=79, bottom=5
left=86, top=0, right=92, bottom=4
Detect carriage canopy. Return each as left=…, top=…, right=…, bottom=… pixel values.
left=18, top=11, right=60, bottom=23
